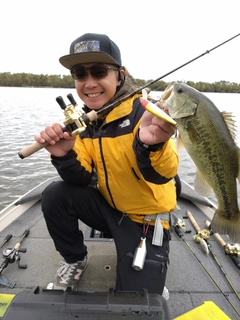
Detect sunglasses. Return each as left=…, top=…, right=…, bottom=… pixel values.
left=70, top=64, right=119, bottom=81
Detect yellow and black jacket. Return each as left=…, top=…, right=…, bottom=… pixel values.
left=51, top=70, right=179, bottom=227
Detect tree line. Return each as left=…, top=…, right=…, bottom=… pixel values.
left=0, top=72, right=239, bottom=93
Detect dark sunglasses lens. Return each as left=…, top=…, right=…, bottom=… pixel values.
left=90, top=66, right=108, bottom=78
left=71, top=66, right=86, bottom=80
left=71, top=65, right=111, bottom=80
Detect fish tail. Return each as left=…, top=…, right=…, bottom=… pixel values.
left=211, top=209, right=240, bottom=243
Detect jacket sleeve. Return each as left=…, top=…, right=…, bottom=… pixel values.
left=133, top=133, right=179, bottom=184
left=51, top=148, right=93, bottom=186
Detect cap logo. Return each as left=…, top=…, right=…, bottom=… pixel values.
left=74, top=40, right=100, bottom=53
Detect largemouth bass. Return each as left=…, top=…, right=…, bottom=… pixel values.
left=160, top=82, right=240, bottom=242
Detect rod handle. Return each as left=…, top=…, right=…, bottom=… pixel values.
left=0, top=234, right=12, bottom=248
left=18, top=110, right=97, bottom=159
left=82, top=110, right=98, bottom=123
left=213, top=233, right=226, bottom=247
left=22, top=229, right=30, bottom=239
left=14, top=229, right=30, bottom=250
left=229, top=255, right=240, bottom=270
left=205, top=220, right=226, bottom=247
left=18, top=141, right=49, bottom=159
left=186, top=210, right=201, bottom=232
left=18, top=125, right=69, bottom=160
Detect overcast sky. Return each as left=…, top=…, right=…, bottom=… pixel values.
left=1, top=0, right=239, bottom=84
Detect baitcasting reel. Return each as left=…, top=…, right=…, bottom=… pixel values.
left=224, top=243, right=240, bottom=258
left=56, top=93, right=92, bottom=136
left=2, top=246, right=27, bottom=269
left=18, top=94, right=98, bottom=159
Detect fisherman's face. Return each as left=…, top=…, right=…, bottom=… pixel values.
left=73, top=63, right=123, bottom=110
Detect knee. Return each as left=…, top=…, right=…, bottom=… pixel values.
left=41, top=181, right=68, bottom=214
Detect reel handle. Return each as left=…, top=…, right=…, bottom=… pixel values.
left=67, top=93, right=77, bottom=105
left=56, top=96, right=67, bottom=109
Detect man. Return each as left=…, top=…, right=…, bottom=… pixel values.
left=36, top=33, right=179, bottom=294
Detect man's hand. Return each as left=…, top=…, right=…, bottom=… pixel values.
left=139, top=110, right=176, bottom=145
left=34, top=123, right=76, bottom=157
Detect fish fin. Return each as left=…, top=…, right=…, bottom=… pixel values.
left=175, top=134, right=186, bottom=152
left=211, top=210, right=240, bottom=243
left=194, top=170, right=213, bottom=197
left=221, top=111, right=237, bottom=141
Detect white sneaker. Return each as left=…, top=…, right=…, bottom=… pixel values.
left=51, top=256, right=88, bottom=290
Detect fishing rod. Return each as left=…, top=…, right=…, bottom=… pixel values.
left=0, top=229, right=30, bottom=288
left=205, top=220, right=240, bottom=270
left=174, top=225, right=240, bottom=317
left=186, top=211, right=240, bottom=302
left=0, top=234, right=12, bottom=248
left=18, top=32, right=240, bottom=159
left=98, top=32, right=240, bottom=112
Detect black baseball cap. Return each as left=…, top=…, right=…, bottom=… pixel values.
left=59, top=33, right=122, bottom=70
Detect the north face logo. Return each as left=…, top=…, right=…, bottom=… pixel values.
left=119, top=119, right=130, bottom=128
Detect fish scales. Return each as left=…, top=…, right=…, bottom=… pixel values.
left=160, top=82, right=240, bottom=242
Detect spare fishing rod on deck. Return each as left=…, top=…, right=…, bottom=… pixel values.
left=204, top=220, right=240, bottom=270
left=186, top=210, right=240, bottom=302
left=0, top=229, right=30, bottom=288
left=18, top=32, right=240, bottom=159
left=172, top=214, right=240, bottom=317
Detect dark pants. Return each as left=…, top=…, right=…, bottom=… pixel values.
left=41, top=181, right=171, bottom=294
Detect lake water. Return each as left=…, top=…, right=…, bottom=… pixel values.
left=0, top=87, right=240, bottom=211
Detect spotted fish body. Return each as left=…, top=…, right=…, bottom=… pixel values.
left=160, top=82, right=240, bottom=242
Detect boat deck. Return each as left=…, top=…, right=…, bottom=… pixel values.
left=0, top=178, right=239, bottom=319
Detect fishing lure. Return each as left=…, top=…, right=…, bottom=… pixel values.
left=140, top=89, right=177, bottom=126
left=193, top=234, right=209, bottom=255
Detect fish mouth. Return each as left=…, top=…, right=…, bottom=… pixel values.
left=161, top=83, right=175, bottom=101
left=159, top=83, right=175, bottom=112
left=159, top=82, right=194, bottom=120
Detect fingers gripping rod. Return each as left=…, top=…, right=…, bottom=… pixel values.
left=18, top=94, right=97, bottom=159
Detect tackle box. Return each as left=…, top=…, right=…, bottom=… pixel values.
left=1, top=287, right=170, bottom=319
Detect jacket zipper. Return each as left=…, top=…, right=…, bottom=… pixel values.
left=99, top=135, right=117, bottom=209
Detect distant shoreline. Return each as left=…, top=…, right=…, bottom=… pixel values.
left=0, top=72, right=239, bottom=93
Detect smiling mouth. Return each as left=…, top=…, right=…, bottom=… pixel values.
left=87, top=93, right=102, bottom=98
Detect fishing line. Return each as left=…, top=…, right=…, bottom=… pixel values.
left=174, top=226, right=240, bottom=317
left=98, top=33, right=240, bottom=115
